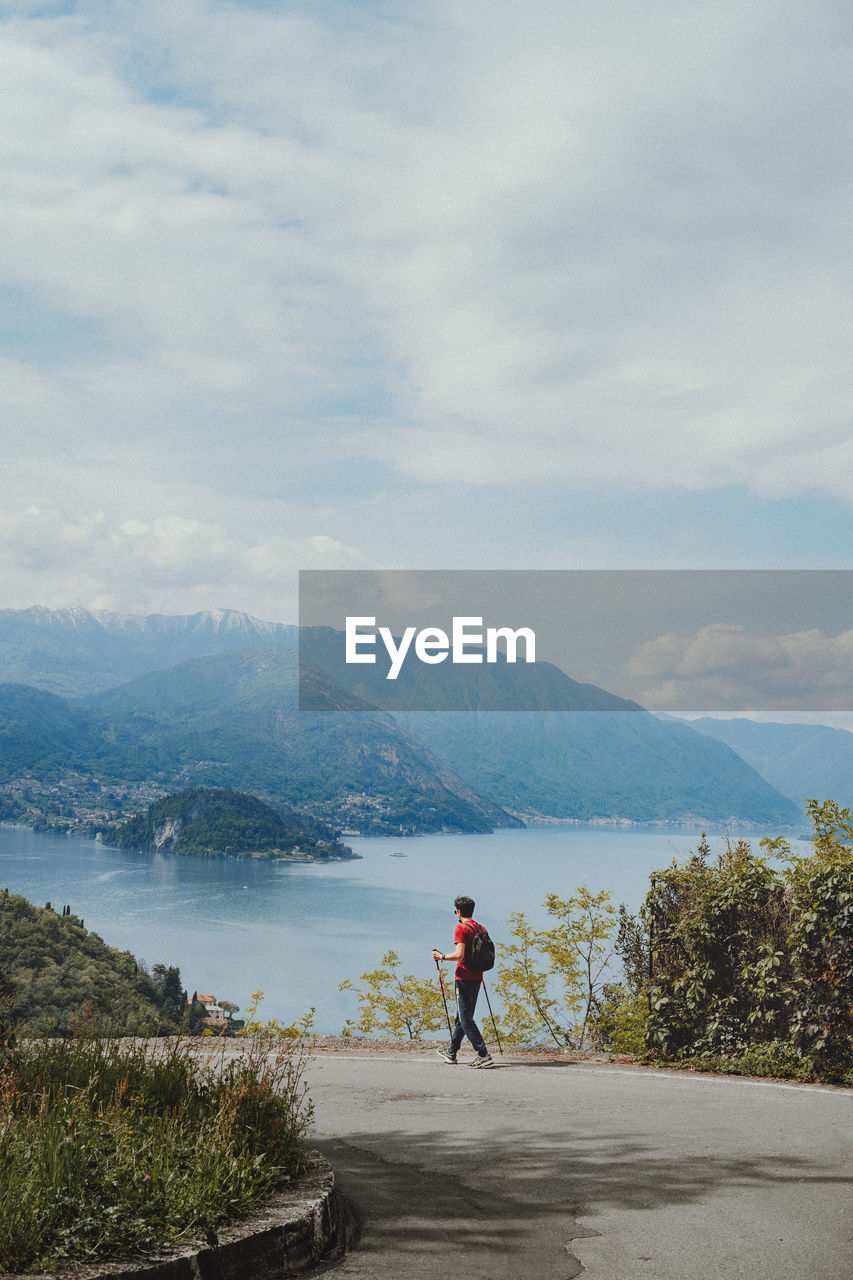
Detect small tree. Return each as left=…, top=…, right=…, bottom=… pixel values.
left=494, top=889, right=617, bottom=1049
left=493, top=911, right=566, bottom=1045
left=239, top=990, right=316, bottom=1039
left=339, top=951, right=449, bottom=1039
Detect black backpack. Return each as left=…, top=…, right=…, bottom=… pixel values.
left=466, top=924, right=495, bottom=973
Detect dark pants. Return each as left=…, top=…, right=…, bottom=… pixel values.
left=449, top=978, right=487, bottom=1055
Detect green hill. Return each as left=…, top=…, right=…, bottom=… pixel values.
left=108, top=786, right=351, bottom=859
left=0, top=891, right=187, bottom=1034
left=0, top=684, right=102, bottom=780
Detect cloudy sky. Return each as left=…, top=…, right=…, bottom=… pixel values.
left=1, top=0, right=852, bottom=627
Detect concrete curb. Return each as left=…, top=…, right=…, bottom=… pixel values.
left=23, top=1150, right=342, bottom=1280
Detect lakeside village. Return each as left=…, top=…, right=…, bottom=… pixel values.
left=0, top=772, right=759, bottom=846
left=1, top=772, right=170, bottom=835
left=0, top=773, right=363, bottom=855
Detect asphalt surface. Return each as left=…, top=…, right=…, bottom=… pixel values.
left=302, top=1048, right=852, bottom=1280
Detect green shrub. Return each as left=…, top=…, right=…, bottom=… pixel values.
left=645, top=835, right=792, bottom=1058
left=783, top=803, right=853, bottom=1071
left=687, top=1042, right=818, bottom=1080
left=645, top=802, right=853, bottom=1080
left=593, top=984, right=648, bottom=1056
left=339, top=951, right=449, bottom=1039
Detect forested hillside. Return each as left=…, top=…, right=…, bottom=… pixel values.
left=0, top=685, right=103, bottom=780
left=0, top=892, right=189, bottom=1034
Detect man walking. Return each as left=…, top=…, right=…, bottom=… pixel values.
left=432, top=895, right=494, bottom=1068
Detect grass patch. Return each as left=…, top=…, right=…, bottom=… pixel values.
left=0, top=1027, right=314, bottom=1273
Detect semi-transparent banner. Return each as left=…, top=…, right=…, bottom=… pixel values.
left=298, top=569, right=853, bottom=712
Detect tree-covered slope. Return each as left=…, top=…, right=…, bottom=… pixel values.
left=0, top=685, right=102, bottom=781
left=108, top=787, right=351, bottom=859
left=0, top=891, right=186, bottom=1034
left=390, top=710, right=802, bottom=824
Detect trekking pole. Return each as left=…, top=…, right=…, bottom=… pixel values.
left=481, top=976, right=503, bottom=1055
left=434, top=954, right=454, bottom=1039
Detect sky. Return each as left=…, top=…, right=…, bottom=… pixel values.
left=1, top=0, right=852, bottom=633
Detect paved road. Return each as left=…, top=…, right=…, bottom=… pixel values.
left=303, top=1048, right=852, bottom=1280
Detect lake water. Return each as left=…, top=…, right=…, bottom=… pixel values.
left=0, top=822, right=800, bottom=1033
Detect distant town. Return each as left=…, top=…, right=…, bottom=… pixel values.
left=0, top=773, right=170, bottom=838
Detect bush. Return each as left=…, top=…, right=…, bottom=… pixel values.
left=644, top=835, right=791, bottom=1058
left=645, top=803, right=853, bottom=1080
left=684, top=1041, right=849, bottom=1083
left=593, top=984, right=648, bottom=1056
left=784, top=804, right=853, bottom=1070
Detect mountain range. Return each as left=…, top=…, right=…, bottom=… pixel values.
left=0, top=605, right=809, bottom=831
left=0, top=605, right=295, bottom=696
left=687, top=716, right=853, bottom=813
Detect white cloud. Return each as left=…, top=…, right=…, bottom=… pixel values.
left=0, top=497, right=364, bottom=619
left=0, top=0, right=852, bottom=611
left=626, top=623, right=853, bottom=710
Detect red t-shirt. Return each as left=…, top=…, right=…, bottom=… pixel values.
left=454, top=919, right=484, bottom=981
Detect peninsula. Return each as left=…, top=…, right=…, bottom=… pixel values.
left=106, top=786, right=356, bottom=861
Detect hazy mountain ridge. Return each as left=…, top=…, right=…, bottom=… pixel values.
left=687, top=717, right=853, bottom=812
left=0, top=605, right=296, bottom=695
left=391, top=709, right=802, bottom=825
left=80, top=646, right=520, bottom=833
left=299, top=624, right=640, bottom=711
left=0, top=641, right=521, bottom=834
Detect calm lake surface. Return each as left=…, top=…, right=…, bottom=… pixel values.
left=0, top=822, right=799, bottom=1032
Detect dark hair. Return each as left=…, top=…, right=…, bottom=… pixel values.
left=454, top=895, right=475, bottom=916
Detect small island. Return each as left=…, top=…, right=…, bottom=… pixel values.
left=106, top=786, right=357, bottom=861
